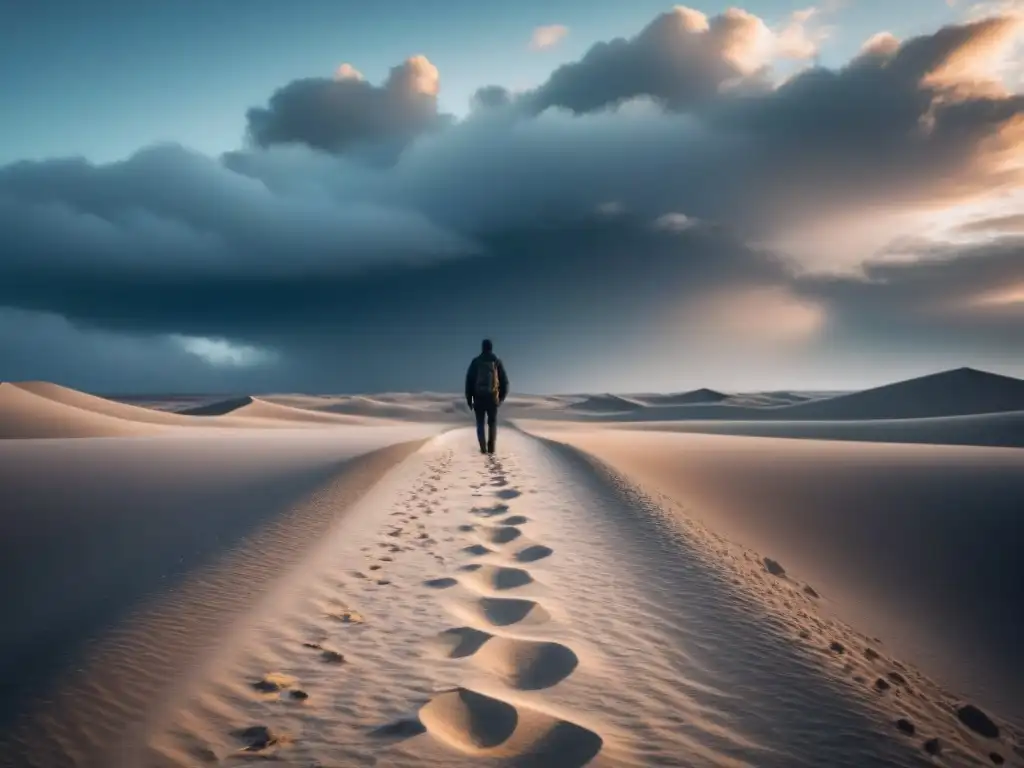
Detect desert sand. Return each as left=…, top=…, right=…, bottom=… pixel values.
left=1, top=367, right=1022, bottom=767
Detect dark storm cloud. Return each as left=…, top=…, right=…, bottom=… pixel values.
left=246, top=56, right=453, bottom=161
left=0, top=143, right=476, bottom=278
left=1, top=8, right=1023, bottom=391
left=796, top=236, right=1024, bottom=354
left=0, top=210, right=793, bottom=391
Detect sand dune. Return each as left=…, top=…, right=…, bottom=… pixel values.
left=181, top=395, right=389, bottom=424
left=779, top=367, right=1024, bottom=420
left=92, top=429, right=1018, bottom=768
left=14, top=381, right=209, bottom=426
left=634, top=387, right=729, bottom=406
left=4, top=370, right=1024, bottom=767
left=565, top=393, right=646, bottom=413
left=0, top=426, right=442, bottom=767
left=0, top=382, right=165, bottom=439
left=1, top=382, right=416, bottom=439
left=265, top=393, right=469, bottom=422
left=520, top=408, right=1024, bottom=448
left=525, top=426, right=1024, bottom=729
left=527, top=367, right=1024, bottom=424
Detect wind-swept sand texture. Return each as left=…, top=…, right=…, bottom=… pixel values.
left=0, top=426, right=442, bottom=767
left=131, top=429, right=1021, bottom=768
left=523, top=426, right=1024, bottom=728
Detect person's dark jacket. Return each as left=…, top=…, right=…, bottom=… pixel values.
left=465, top=351, right=509, bottom=405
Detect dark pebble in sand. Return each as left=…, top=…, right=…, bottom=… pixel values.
left=289, top=690, right=309, bottom=701
left=372, top=718, right=427, bottom=738
left=378, top=579, right=392, bottom=585
left=874, top=678, right=891, bottom=692
left=763, top=558, right=786, bottom=577
left=864, top=648, right=880, bottom=661
left=798, top=630, right=810, bottom=639
left=369, top=565, right=382, bottom=571
left=302, top=642, right=322, bottom=650
left=924, top=738, right=942, bottom=756
left=803, top=585, right=819, bottom=598
left=990, top=753, right=1004, bottom=765
left=829, top=641, right=845, bottom=654
left=957, top=704, right=1000, bottom=739
left=251, top=678, right=285, bottom=693
left=233, top=725, right=277, bottom=750
left=887, top=671, right=907, bottom=686
left=896, top=718, right=915, bottom=735
left=321, top=650, right=345, bottom=663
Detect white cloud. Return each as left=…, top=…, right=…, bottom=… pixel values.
left=774, top=7, right=831, bottom=60
left=653, top=212, right=698, bottom=232
left=334, top=63, right=364, bottom=81
left=172, top=335, right=279, bottom=367
left=530, top=24, right=568, bottom=50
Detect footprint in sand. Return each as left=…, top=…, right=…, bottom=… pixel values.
left=471, top=636, right=579, bottom=690
left=479, top=525, right=522, bottom=546
left=515, top=544, right=554, bottom=563
left=424, top=577, right=459, bottom=589
left=498, top=515, right=529, bottom=526
left=434, top=629, right=578, bottom=690
left=416, top=687, right=602, bottom=767
left=461, top=544, right=495, bottom=558
left=370, top=719, right=427, bottom=740
left=459, top=564, right=534, bottom=591
left=452, top=596, right=551, bottom=628
left=431, top=626, right=494, bottom=658
left=495, top=489, right=522, bottom=500
left=471, top=504, right=510, bottom=518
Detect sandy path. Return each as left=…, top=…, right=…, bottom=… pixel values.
left=0, top=429, right=440, bottom=768
left=138, top=428, right=1023, bottom=767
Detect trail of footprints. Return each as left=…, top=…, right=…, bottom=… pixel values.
left=230, top=454, right=457, bottom=755
left=227, top=451, right=601, bottom=764
left=381, top=454, right=604, bottom=766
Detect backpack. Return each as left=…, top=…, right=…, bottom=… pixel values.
left=474, top=358, right=500, bottom=400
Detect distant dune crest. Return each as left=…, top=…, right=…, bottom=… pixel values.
left=3, top=366, right=1024, bottom=446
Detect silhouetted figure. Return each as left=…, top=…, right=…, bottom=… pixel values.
left=465, top=339, right=509, bottom=454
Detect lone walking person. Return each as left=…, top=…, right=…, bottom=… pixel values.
left=465, top=338, right=509, bottom=454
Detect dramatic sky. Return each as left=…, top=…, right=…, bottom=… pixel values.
left=1, top=0, right=1022, bottom=394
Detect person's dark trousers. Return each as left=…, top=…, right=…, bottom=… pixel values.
left=473, top=395, right=499, bottom=453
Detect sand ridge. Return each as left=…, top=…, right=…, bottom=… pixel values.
left=130, top=428, right=1024, bottom=767
left=526, top=426, right=1024, bottom=726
